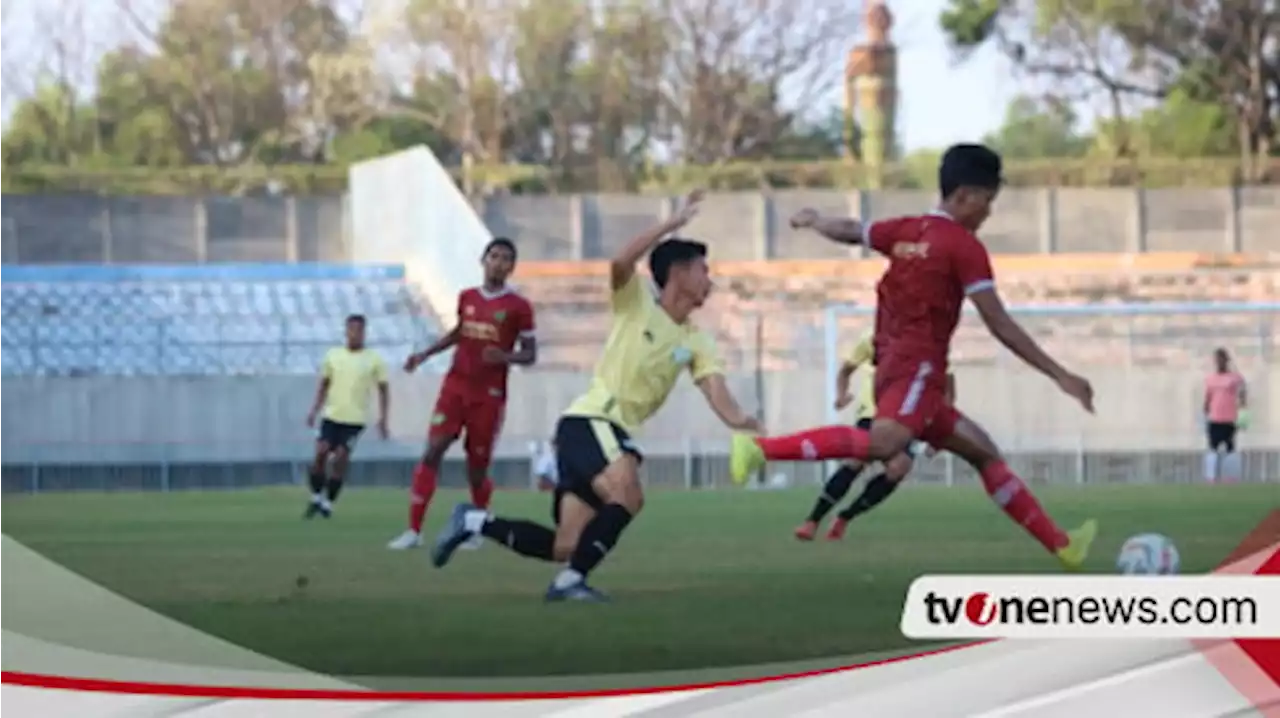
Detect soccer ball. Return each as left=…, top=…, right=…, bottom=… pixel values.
left=1116, top=533, right=1180, bottom=575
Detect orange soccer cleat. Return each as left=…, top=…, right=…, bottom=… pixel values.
left=794, top=520, right=818, bottom=541
left=825, top=518, right=849, bottom=541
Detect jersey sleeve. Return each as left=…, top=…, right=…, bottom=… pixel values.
left=610, top=272, right=649, bottom=316
left=689, top=331, right=725, bottom=382
left=846, top=331, right=874, bottom=366
left=865, top=216, right=913, bottom=256
left=321, top=349, right=335, bottom=378
left=372, top=353, right=388, bottom=383
left=455, top=290, right=468, bottom=323
left=952, top=233, right=996, bottom=296
left=518, top=298, right=537, bottom=339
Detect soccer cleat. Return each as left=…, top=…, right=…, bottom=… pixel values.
left=386, top=530, right=423, bottom=550
left=729, top=433, right=765, bottom=485
left=460, top=534, right=485, bottom=551
left=545, top=581, right=610, bottom=603
left=794, top=521, right=817, bottom=541
left=303, top=501, right=322, bottom=519
left=1055, top=519, right=1099, bottom=571
left=825, top=518, right=849, bottom=541
left=429, top=503, right=477, bottom=568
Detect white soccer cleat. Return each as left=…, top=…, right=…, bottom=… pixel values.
left=386, top=530, right=423, bottom=550
left=460, top=534, right=484, bottom=551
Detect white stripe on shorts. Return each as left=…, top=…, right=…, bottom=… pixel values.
left=900, top=361, right=935, bottom=416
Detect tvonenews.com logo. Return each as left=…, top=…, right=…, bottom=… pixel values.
left=899, top=576, right=1280, bottom=640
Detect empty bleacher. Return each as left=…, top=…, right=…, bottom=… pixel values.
left=1, top=264, right=438, bottom=377
left=519, top=255, right=1280, bottom=371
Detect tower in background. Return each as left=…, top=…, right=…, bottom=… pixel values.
left=845, top=0, right=899, bottom=188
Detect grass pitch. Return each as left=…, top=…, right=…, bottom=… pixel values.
left=3, top=484, right=1273, bottom=682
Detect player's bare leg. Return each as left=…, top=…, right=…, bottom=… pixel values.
left=829, top=451, right=913, bottom=540
left=304, top=439, right=333, bottom=519
left=387, top=433, right=455, bottom=549
left=796, top=460, right=865, bottom=541
left=544, top=454, right=645, bottom=602
left=939, top=416, right=1097, bottom=569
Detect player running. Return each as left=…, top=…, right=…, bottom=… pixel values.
left=430, top=190, right=762, bottom=602
left=386, top=238, right=537, bottom=550
left=796, top=329, right=954, bottom=541
left=731, top=143, right=1099, bottom=570
left=304, top=314, right=389, bottom=519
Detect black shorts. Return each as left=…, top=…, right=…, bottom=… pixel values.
left=853, top=417, right=924, bottom=459
left=318, top=419, right=364, bottom=452
left=1207, top=422, right=1237, bottom=452
left=550, top=416, right=643, bottom=524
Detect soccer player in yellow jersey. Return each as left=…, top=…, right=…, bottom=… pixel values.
left=303, top=314, right=389, bottom=518
left=794, top=330, right=955, bottom=541
left=430, top=190, right=762, bottom=602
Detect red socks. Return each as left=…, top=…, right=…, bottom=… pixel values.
left=408, top=463, right=437, bottom=533
left=470, top=477, right=493, bottom=510
left=755, top=426, right=870, bottom=462
left=980, top=461, right=1067, bottom=552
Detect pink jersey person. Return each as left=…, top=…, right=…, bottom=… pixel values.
left=1203, top=348, right=1247, bottom=483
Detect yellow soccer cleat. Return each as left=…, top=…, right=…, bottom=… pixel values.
left=1055, top=519, right=1099, bottom=571
left=729, top=433, right=766, bottom=485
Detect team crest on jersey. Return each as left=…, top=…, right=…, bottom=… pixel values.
left=465, top=305, right=475, bottom=315
left=493, top=310, right=507, bottom=323
left=431, top=412, right=446, bottom=426
left=671, top=346, right=693, bottom=366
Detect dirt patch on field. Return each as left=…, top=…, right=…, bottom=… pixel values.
left=1217, top=509, right=1280, bottom=569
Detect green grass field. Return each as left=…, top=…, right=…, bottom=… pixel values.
left=2, top=484, right=1273, bottom=683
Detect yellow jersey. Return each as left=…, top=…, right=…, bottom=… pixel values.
left=563, top=274, right=723, bottom=434
left=844, top=331, right=877, bottom=420
left=321, top=346, right=387, bottom=425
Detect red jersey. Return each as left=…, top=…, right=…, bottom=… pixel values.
left=865, top=211, right=994, bottom=378
left=444, top=286, right=536, bottom=398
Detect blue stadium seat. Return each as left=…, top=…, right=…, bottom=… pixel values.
left=0, top=265, right=439, bottom=377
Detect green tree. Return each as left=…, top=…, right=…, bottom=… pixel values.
left=983, top=96, right=1090, bottom=159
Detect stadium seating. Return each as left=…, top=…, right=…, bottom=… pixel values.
left=1, top=265, right=438, bottom=377
left=519, top=257, right=1280, bottom=371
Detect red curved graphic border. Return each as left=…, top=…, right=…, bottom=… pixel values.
left=4, top=517, right=1277, bottom=704
left=1, top=640, right=985, bottom=701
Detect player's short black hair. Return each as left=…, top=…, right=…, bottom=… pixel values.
left=649, top=237, right=708, bottom=289
left=484, top=237, right=517, bottom=260
left=346, top=314, right=366, bottom=325
left=939, top=143, right=1004, bottom=198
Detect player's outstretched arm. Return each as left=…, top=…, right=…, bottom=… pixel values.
left=969, top=289, right=1094, bottom=413
left=610, top=189, right=704, bottom=291
left=790, top=209, right=866, bottom=245
left=405, top=325, right=460, bottom=371
left=696, top=374, right=762, bottom=432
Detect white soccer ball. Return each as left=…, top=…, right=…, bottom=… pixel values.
left=1116, top=533, right=1180, bottom=575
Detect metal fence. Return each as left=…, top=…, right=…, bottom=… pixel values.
left=5, top=187, right=1280, bottom=264
left=3, top=303, right=1277, bottom=494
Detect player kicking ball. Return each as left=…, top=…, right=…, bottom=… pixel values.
left=387, top=238, right=537, bottom=551
left=731, top=143, right=1099, bottom=570
left=430, top=190, right=761, bottom=602
left=303, top=315, right=389, bottom=518
left=796, top=329, right=954, bottom=541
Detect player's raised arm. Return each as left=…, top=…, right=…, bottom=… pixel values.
left=610, top=190, right=704, bottom=292
left=790, top=209, right=867, bottom=245
left=959, top=241, right=1093, bottom=412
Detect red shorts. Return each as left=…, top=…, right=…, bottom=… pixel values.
left=875, top=360, right=961, bottom=448
left=429, top=384, right=506, bottom=466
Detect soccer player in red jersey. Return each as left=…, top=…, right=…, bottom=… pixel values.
left=387, top=238, right=537, bottom=550
left=730, top=144, right=1099, bottom=570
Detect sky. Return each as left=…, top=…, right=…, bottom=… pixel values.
left=0, top=0, right=1023, bottom=153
